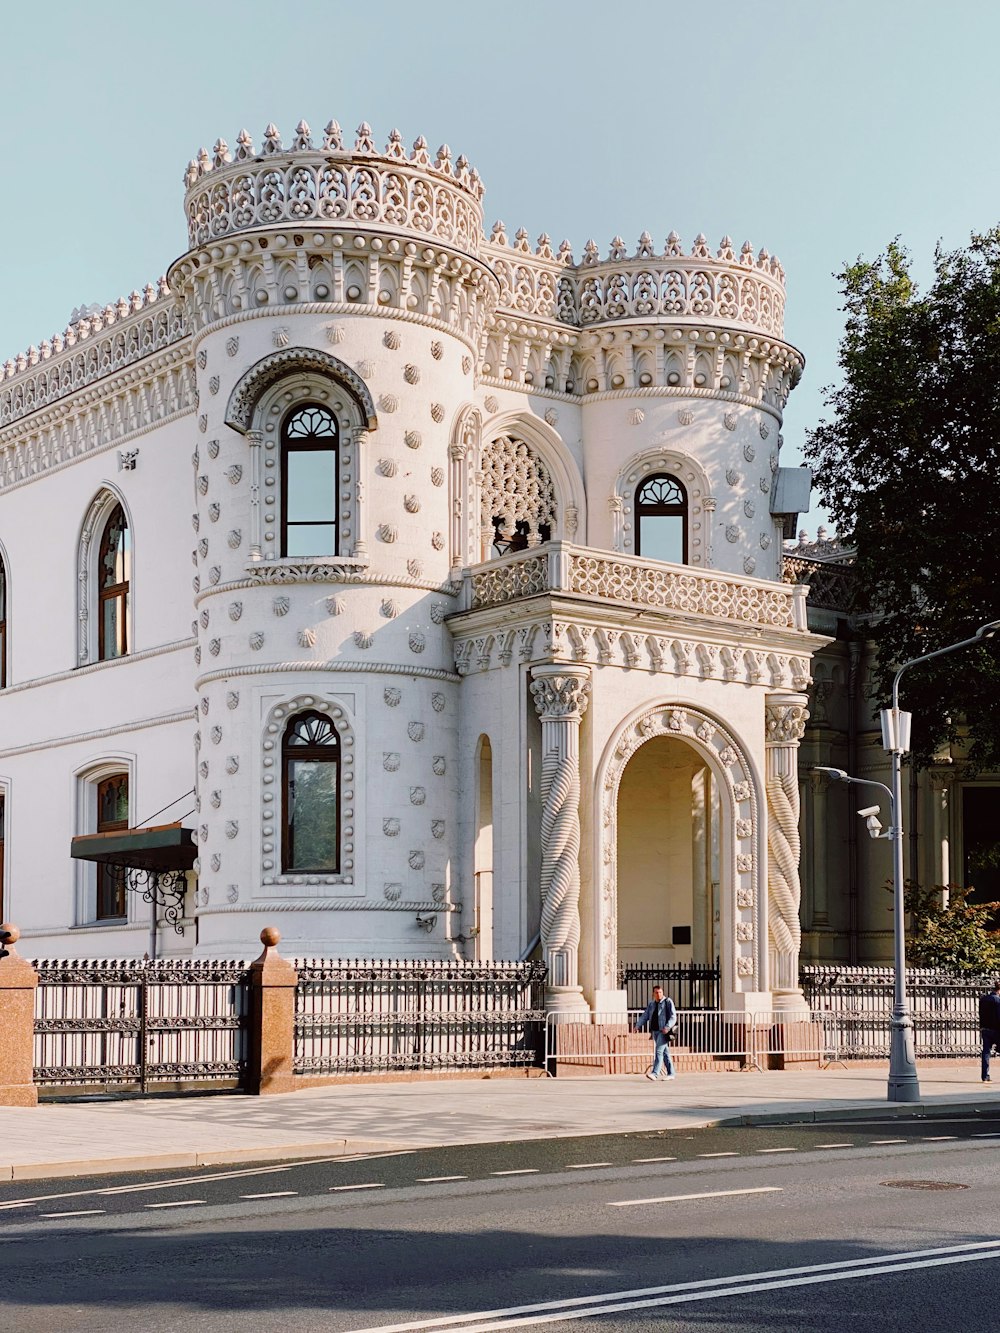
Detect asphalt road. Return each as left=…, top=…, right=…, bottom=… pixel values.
left=2, top=1116, right=1000, bottom=1332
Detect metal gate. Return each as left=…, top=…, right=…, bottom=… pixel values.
left=33, top=958, right=249, bottom=1095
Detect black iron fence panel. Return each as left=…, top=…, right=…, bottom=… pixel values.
left=617, top=962, right=720, bottom=1012
left=33, top=958, right=250, bottom=1092
left=801, top=964, right=994, bottom=1059
left=293, top=958, right=547, bottom=1074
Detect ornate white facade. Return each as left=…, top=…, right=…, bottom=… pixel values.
left=0, top=119, right=829, bottom=1010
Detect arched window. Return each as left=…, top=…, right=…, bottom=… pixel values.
left=0, top=555, right=8, bottom=688
left=98, top=503, right=130, bottom=660
left=635, top=474, right=687, bottom=564
left=480, top=435, right=557, bottom=560
left=96, top=772, right=128, bottom=919
left=281, top=404, right=339, bottom=558
left=282, top=710, right=341, bottom=873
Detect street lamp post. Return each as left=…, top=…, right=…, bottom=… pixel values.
left=879, top=619, right=1000, bottom=1102
left=816, top=618, right=1000, bottom=1103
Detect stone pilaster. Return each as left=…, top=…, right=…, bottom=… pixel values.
left=765, top=694, right=809, bottom=1013
left=530, top=665, right=591, bottom=1013
left=929, top=767, right=955, bottom=897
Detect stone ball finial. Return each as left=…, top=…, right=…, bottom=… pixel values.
left=0, top=922, right=19, bottom=944
left=260, top=926, right=281, bottom=948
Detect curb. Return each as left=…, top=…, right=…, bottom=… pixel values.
left=0, top=1138, right=414, bottom=1182
left=715, top=1099, right=1000, bottom=1128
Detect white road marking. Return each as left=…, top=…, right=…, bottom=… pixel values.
left=973, top=1132, right=1000, bottom=1138
left=329, top=1183, right=385, bottom=1192
left=697, top=1151, right=738, bottom=1158
left=923, top=1136, right=957, bottom=1141
left=339, top=1239, right=1000, bottom=1333
left=565, top=1163, right=613, bottom=1170
left=0, top=1153, right=412, bottom=1212
left=757, top=1147, right=797, bottom=1153
left=39, top=1210, right=105, bottom=1218
left=417, top=1176, right=468, bottom=1183
left=631, top=1155, right=676, bottom=1163
left=815, top=1143, right=853, bottom=1149
left=490, top=1169, right=538, bottom=1176
left=144, top=1200, right=206, bottom=1209
left=871, top=1139, right=906, bottom=1145
left=239, top=1191, right=298, bottom=1200
left=608, top=1186, right=782, bottom=1208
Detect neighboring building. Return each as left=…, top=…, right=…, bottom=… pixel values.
left=787, top=530, right=1000, bottom=965
left=0, top=117, right=830, bottom=1012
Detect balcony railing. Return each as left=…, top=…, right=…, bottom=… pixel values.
left=460, top=543, right=809, bottom=632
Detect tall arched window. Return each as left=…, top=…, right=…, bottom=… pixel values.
left=96, top=772, right=128, bottom=919
left=98, top=503, right=130, bottom=660
left=282, top=710, right=341, bottom=873
left=480, top=435, right=557, bottom=560
left=281, top=404, right=339, bottom=557
left=635, top=475, right=687, bottom=564
left=0, top=555, right=8, bottom=688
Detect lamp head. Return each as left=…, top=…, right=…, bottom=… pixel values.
left=812, top=766, right=849, bottom=781
left=976, top=620, right=1000, bottom=640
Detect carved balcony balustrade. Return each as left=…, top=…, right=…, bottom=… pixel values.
left=459, top=542, right=810, bottom=633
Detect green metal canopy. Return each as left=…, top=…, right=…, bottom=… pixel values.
left=69, top=821, right=197, bottom=873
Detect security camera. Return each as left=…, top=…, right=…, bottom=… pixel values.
left=856, top=805, right=884, bottom=839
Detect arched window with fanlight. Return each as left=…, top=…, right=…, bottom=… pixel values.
left=98, top=503, right=131, bottom=660
left=281, top=404, right=339, bottom=557
left=635, top=474, right=688, bottom=565
left=0, top=554, right=8, bottom=688
left=282, top=710, right=341, bottom=873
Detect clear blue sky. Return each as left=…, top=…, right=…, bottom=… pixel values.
left=3, top=0, right=996, bottom=532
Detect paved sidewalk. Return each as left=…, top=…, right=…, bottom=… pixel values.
left=1, top=1063, right=997, bottom=1180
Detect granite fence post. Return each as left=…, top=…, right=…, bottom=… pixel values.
left=246, top=926, right=298, bottom=1095
left=0, top=924, right=39, bottom=1106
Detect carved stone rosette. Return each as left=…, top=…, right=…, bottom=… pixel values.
left=765, top=693, right=809, bottom=1013
left=530, top=665, right=591, bottom=1012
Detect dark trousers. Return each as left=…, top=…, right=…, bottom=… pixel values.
left=981, top=1029, right=1000, bottom=1080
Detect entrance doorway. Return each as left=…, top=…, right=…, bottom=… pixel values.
left=616, top=735, right=720, bottom=973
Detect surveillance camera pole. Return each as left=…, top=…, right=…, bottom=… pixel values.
left=882, top=619, right=1000, bottom=1103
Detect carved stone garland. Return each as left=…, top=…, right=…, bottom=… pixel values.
left=530, top=665, right=591, bottom=1011
left=764, top=694, right=809, bottom=1012
left=480, top=435, right=557, bottom=559
left=599, top=704, right=761, bottom=997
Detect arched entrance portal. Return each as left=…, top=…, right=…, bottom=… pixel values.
left=594, top=703, right=765, bottom=1011
left=616, top=735, right=720, bottom=972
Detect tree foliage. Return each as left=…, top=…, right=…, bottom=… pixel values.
left=902, top=881, right=1000, bottom=975
left=806, top=233, right=1000, bottom=767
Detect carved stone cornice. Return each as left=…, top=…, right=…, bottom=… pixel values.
left=530, top=665, right=591, bottom=722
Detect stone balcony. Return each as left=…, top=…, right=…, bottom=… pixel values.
left=456, top=543, right=810, bottom=631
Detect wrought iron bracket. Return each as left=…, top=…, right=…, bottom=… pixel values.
left=112, top=865, right=188, bottom=935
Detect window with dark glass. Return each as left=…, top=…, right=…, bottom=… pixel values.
left=0, top=557, right=7, bottom=688
left=635, top=474, right=688, bottom=564
left=96, top=773, right=128, bottom=919
left=0, top=794, right=5, bottom=922
left=282, top=711, right=340, bottom=873
left=98, top=504, right=130, bottom=660
left=281, top=405, right=339, bottom=558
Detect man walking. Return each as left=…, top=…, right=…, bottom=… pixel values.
left=637, top=984, right=677, bottom=1081
left=979, top=981, right=1000, bottom=1083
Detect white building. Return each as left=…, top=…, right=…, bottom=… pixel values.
left=0, top=118, right=829, bottom=1012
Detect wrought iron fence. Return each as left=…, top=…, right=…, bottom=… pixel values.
left=293, top=958, right=547, bottom=1075
left=33, top=958, right=249, bottom=1094
left=617, top=962, right=720, bottom=1011
left=801, top=964, right=993, bottom=1059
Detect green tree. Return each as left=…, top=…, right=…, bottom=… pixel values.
left=901, top=881, right=1000, bottom=975
left=806, top=233, right=1000, bottom=768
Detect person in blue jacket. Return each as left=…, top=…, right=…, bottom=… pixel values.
left=636, top=984, right=677, bottom=1081
left=979, top=981, right=1000, bottom=1082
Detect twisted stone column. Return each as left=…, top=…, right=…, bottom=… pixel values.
left=765, top=694, right=809, bottom=1013
left=530, top=665, right=591, bottom=1012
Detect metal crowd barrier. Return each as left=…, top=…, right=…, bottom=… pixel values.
left=544, top=1009, right=840, bottom=1076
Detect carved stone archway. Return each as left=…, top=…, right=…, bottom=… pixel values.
left=597, top=703, right=764, bottom=1006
